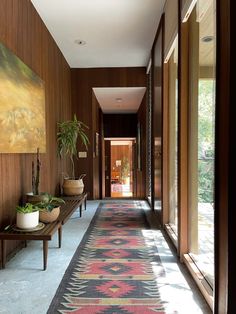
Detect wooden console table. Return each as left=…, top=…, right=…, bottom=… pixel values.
left=0, top=192, right=88, bottom=270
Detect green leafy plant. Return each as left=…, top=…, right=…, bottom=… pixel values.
left=36, top=193, right=65, bottom=212
left=57, top=114, right=89, bottom=179
left=121, top=156, right=130, bottom=182
left=16, top=203, right=39, bottom=214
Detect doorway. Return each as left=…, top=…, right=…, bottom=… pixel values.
left=105, top=139, right=135, bottom=198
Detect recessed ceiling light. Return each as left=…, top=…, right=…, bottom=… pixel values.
left=74, top=39, right=86, bottom=46
left=116, top=98, right=122, bottom=102
left=202, top=36, right=214, bottom=43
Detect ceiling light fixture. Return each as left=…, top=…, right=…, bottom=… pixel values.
left=74, top=39, right=86, bottom=46
left=202, top=36, right=214, bottom=43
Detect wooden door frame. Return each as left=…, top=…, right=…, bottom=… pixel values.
left=103, top=139, right=137, bottom=199
left=104, top=140, right=111, bottom=197
left=214, top=0, right=232, bottom=312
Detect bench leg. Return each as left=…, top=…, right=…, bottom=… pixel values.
left=80, top=204, right=82, bottom=217
left=84, top=197, right=87, bottom=210
left=1, top=240, right=6, bottom=269
left=58, top=226, right=62, bottom=248
left=43, top=240, right=48, bottom=271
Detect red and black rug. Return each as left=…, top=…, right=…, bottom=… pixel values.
left=48, top=202, right=166, bottom=314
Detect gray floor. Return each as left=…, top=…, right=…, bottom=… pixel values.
left=0, top=200, right=211, bottom=314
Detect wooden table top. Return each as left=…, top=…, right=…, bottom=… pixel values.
left=0, top=221, right=61, bottom=240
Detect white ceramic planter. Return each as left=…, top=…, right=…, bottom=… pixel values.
left=16, top=211, right=39, bottom=229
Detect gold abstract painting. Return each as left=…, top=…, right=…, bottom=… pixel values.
left=0, top=42, right=46, bottom=153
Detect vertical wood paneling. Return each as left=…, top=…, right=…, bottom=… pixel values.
left=92, top=94, right=101, bottom=199
left=162, top=63, right=169, bottom=224
left=103, top=114, right=137, bottom=138
left=214, top=0, right=230, bottom=312
left=0, top=0, right=72, bottom=259
left=71, top=68, right=146, bottom=199
left=137, top=98, right=147, bottom=198
left=178, top=18, right=189, bottom=257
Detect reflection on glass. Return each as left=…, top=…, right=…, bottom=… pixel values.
left=154, top=25, right=163, bottom=212
left=188, top=0, right=216, bottom=287
left=168, top=42, right=178, bottom=236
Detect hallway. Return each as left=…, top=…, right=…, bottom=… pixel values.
left=0, top=201, right=210, bottom=314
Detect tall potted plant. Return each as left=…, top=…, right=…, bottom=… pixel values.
left=26, top=148, right=45, bottom=203
left=57, top=114, right=89, bottom=195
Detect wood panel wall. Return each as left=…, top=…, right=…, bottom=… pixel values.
left=92, top=93, right=101, bottom=199
left=137, top=99, right=147, bottom=198
left=215, top=0, right=231, bottom=312
left=71, top=68, right=147, bottom=199
left=103, top=114, right=137, bottom=138
left=0, top=0, right=72, bottom=259
left=152, top=16, right=164, bottom=217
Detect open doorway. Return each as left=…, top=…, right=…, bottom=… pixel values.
left=105, top=139, right=135, bottom=198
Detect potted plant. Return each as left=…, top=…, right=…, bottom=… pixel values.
left=16, top=203, right=40, bottom=229
left=57, top=114, right=89, bottom=195
left=121, top=156, right=130, bottom=185
left=26, top=148, right=45, bottom=203
left=37, top=193, right=65, bottom=223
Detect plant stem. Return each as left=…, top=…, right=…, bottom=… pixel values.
left=35, top=148, right=41, bottom=195
left=70, top=155, right=75, bottom=179
left=32, top=161, right=36, bottom=194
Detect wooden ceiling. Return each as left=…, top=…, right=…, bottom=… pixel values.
left=199, top=0, right=216, bottom=66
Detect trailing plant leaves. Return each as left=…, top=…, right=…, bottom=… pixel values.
left=57, top=114, right=90, bottom=178
left=36, top=193, right=65, bottom=212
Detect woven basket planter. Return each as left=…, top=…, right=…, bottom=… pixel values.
left=62, top=178, right=84, bottom=196
left=39, top=206, right=60, bottom=223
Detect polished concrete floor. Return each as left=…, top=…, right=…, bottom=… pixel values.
left=0, top=200, right=211, bottom=314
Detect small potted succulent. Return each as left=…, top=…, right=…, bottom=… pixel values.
left=37, top=193, right=65, bottom=223
left=16, top=203, right=40, bottom=229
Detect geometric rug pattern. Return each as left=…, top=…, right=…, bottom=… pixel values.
left=47, top=202, right=166, bottom=313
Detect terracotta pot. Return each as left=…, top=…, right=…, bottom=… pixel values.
left=39, top=206, right=60, bottom=223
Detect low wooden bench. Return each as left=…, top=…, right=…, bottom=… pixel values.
left=0, top=221, right=61, bottom=271
left=0, top=192, right=88, bottom=270
left=59, top=192, right=88, bottom=224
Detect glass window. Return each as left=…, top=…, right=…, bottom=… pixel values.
left=168, top=42, right=178, bottom=236
left=188, top=0, right=216, bottom=288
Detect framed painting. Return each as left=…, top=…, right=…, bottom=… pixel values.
left=0, top=42, right=46, bottom=153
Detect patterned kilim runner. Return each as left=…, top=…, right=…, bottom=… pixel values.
left=48, top=202, right=166, bottom=314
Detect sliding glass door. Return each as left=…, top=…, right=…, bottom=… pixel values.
left=188, top=0, right=216, bottom=288
left=168, top=42, right=178, bottom=237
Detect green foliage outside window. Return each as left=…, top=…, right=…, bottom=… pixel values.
left=198, top=80, right=215, bottom=203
